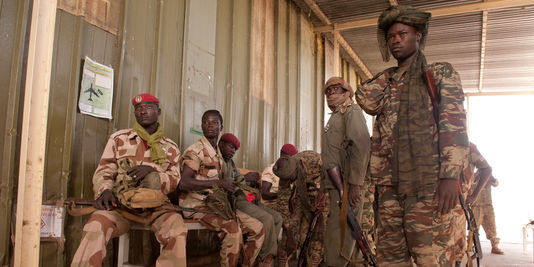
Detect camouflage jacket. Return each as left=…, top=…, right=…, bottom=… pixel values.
left=356, top=62, right=468, bottom=190
left=463, top=143, right=490, bottom=192
left=92, top=128, right=181, bottom=199
left=179, top=136, right=224, bottom=209
left=321, top=103, right=370, bottom=188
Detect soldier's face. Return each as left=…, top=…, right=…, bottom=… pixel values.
left=134, top=102, right=160, bottom=127
left=325, top=85, right=345, bottom=97
left=202, top=113, right=222, bottom=139
left=219, top=140, right=237, bottom=160
left=387, top=23, right=421, bottom=61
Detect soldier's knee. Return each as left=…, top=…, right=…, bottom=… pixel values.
left=84, top=214, right=115, bottom=234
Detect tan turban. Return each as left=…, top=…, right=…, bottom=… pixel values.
left=377, top=5, right=431, bottom=62
left=323, top=77, right=354, bottom=113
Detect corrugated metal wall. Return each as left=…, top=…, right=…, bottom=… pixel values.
left=0, top=0, right=326, bottom=265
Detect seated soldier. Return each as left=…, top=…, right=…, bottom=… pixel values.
left=260, top=144, right=298, bottom=210
left=178, top=110, right=265, bottom=267
left=273, top=150, right=327, bottom=267
left=218, top=133, right=283, bottom=266
left=71, top=93, right=187, bottom=267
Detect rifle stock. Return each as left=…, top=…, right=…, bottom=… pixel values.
left=346, top=204, right=377, bottom=267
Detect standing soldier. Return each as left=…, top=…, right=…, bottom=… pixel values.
left=453, top=142, right=493, bottom=265
left=71, top=93, right=187, bottom=267
left=273, top=150, right=327, bottom=267
left=469, top=175, right=504, bottom=255
left=178, top=110, right=265, bottom=267
left=356, top=5, right=469, bottom=266
left=261, top=144, right=298, bottom=211
left=321, top=76, right=371, bottom=266
left=218, top=133, right=283, bottom=266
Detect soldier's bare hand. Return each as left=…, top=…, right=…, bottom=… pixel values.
left=348, top=184, right=361, bottom=206
left=127, top=165, right=156, bottom=182
left=218, top=179, right=238, bottom=192
left=95, top=189, right=119, bottom=210
left=244, top=172, right=260, bottom=187
left=435, top=179, right=458, bottom=215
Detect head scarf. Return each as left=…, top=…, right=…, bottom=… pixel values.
left=324, top=77, right=354, bottom=113
left=377, top=5, right=431, bottom=62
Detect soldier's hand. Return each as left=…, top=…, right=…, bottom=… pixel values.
left=314, top=192, right=327, bottom=211
left=218, top=179, right=238, bottom=193
left=348, top=184, right=361, bottom=206
left=95, top=189, right=119, bottom=210
left=244, top=172, right=260, bottom=187
left=127, top=165, right=156, bottom=182
left=435, top=179, right=458, bottom=215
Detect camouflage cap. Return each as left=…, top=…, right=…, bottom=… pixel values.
left=377, top=5, right=431, bottom=62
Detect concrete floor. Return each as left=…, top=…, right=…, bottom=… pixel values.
left=460, top=240, right=534, bottom=267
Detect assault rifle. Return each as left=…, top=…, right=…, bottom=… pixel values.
left=457, top=184, right=483, bottom=266
left=298, top=209, right=321, bottom=267
left=346, top=202, right=377, bottom=267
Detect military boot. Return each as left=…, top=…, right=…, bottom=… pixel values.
left=490, top=238, right=504, bottom=255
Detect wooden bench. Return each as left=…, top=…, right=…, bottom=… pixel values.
left=117, top=219, right=205, bottom=267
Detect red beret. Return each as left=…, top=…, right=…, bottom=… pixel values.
left=281, top=144, right=298, bottom=155
left=220, top=133, right=240, bottom=150
left=132, top=93, right=159, bottom=106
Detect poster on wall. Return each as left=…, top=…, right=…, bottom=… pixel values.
left=78, top=56, right=114, bottom=119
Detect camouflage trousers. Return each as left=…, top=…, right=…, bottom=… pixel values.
left=236, top=194, right=282, bottom=259
left=190, top=209, right=265, bottom=267
left=71, top=210, right=187, bottom=267
left=376, top=185, right=455, bottom=267
left=452, top=205, right=466, bottom=262
left=361, top=180, right=376, bottom=253
left=296, top=197, right=328, bottom=267
left=472, top=205, right=499, bottom=245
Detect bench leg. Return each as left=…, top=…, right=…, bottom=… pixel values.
left=117, top=233, right=130, bottom=267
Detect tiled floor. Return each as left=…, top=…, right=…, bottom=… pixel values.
left=460, top=240, right=534, bottom=267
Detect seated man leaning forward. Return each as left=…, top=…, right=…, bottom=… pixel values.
left=178, top=109, right=265, bottom=267
left=218, top=133, right=283, bottom=267
left=71, top=93, right=187, bottom=267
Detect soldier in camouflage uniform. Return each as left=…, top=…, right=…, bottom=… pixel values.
left=218, top=133, right=283, bottom=267
left=273, top=150, right=328, bottom=267
left=71, top=93, right=187, bottom=267
left=261, top=144, right=298, bottom=211
left=469, top=175, right=504, bottom=255
left=321, top=76, right=371, bottom=266
left=179, top=110, right=264, bottom=267
left=453, top=142, right=494, bottom=265
left=356, top=5, right=469, bottom=266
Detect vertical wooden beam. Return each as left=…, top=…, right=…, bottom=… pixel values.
left=333, top=30, right=340, bottom=76
left=13, top=0, right=57, bottom=266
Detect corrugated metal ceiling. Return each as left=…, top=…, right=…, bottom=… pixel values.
left=292, top=0, right=534, bottom=94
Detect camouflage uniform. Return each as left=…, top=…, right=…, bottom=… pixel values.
left=222, top=158, right=283, bottom=261
left=260, top=163, right=279, bottom=210
left=453, top=143, right=490, bottom=261
left=293, top=151, right=328, bottom=267
left=357, top=61, right=468, bottom=266
left=472, top=179, right=500, bottom=249
left=321, top=102, right=371, bottom=266
left=361, top=178, right=376, bottom=254
left=71, top=129, right=187, bottom=267
left=180, top=136, right=264, bottom=267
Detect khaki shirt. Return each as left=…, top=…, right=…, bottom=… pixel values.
left=321, top=103, right=370, bottom=188
left=179, top=136, right=224, bottom=209
left=463, top=143, right=490, bottom=193
left=260, top=163, right=279, bottom=205
left=92, top=128, right=181, bottom=198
